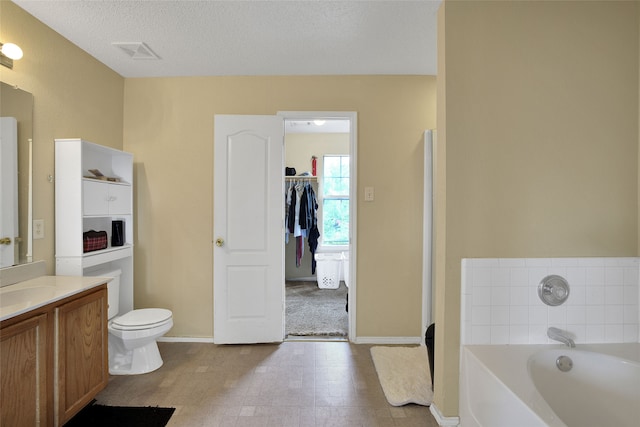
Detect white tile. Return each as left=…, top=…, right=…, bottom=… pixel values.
left=491, top=287, right=510, bottom=306
left=605, top=305, right=624, bottom=324
left=604, top=324, right=623, bottom=343
left=490, top=325, right=509, bottom=344
left=510, top=287, right=529, bottom=306
left=551, top=258, right=580, bottom=267
left=623, top=305, right=638, bottom=324
left=585, top=324, right=605, bottom=343
left=491, top=307, right=509, bottom=325
left=585, top=306, right=605, bottom=324
left=605, top=286, right=624, bottom=305
left=471, top=307, right=491, bottom=326
left=509, top=325, right=529, bottom=344
left=623, top=285, right=639, bottom=304
left=490, top=268, right=510, bottom=286
left=623, top=267, right=639, bottom=286
left=510, top=268, right=529, bottom=286
left=529, top=306, right=548, bottom=325
left=567, top=285, right=586, bottom=305
left=585, top=267, right=605, bottom=286
left=565, top=267, right=586, bottom=287
left=566, top=306, right=586, bottom=324
left=509, top=306, right=529, bottom=325
left=472, top=268, right=492, bottom=287
left=623, top=324, right=639, bottom=343
left=526, top=259, right=552, bottom=267
left=578, top=258, right=605, bottom=267
left=471, top=326, right=491, bottom=344
left=472, top=287, right=491, bottom=306
left=585, top=286, right=605, bottom=305
left=528, top=324, right=548, bottom=344
left=604, top=268, right=624, bottom=286
left=548, top=306, right=567, bottom=325
left=566, top=324, right=585, bottom=343
left=528, top=268, right=550, bottom=286
left=498, top=258, right=526, bottom=267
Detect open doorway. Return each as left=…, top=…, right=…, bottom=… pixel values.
left=281, top=112, right=356, bottom=340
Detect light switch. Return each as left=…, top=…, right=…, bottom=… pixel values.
left=364, top=186, right=375, bottom=202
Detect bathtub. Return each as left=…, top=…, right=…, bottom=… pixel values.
left=459, top=343, right=640, bottom=427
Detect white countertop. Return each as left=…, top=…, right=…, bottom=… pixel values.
left=0, top=275, right=112, bottom=322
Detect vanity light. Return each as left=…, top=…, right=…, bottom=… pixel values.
left=0, top=42, right=23, bottom=69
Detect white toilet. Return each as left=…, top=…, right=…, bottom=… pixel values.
left=95, top=268, right=173, bottom=375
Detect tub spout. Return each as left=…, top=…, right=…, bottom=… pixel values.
left=547, top=327, right=575, bottom=348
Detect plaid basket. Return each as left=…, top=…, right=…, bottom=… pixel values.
left=83, top=230, right=107, bottom=253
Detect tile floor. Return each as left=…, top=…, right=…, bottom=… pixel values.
left=95, top=341, right=439, bottom=427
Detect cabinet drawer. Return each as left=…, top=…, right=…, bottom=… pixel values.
left=108, top=184, right=132, bottom=215
left=83, top=180, right=131, bottom=216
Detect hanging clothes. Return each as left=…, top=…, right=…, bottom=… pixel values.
left=285, top=179, right=320, bottom=270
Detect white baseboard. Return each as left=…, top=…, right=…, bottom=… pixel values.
left=159, top=336, right=422, bottom=346
left=430, top=404, right=460, bottom=427
left=352, top=336, right=422, bottom=345
left=158, top=336, right=215, bottom=343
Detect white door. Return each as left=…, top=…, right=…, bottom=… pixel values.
left=0, top=117, right=18, bottom=268
left=213, top=115, right=284, bottom=344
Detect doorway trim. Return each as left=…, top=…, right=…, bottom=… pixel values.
left=278, top=111, right=357, bottom=341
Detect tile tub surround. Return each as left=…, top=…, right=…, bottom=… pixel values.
left=461, top=258, right=640, bottom=345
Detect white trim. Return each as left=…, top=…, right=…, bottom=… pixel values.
left=158, top=336, right=215, bottom=343
left=278, top=111, right=357, bottom=341
left=352, top=336, right=422, bottom=345
left=430, top=404, right=460, bottom=427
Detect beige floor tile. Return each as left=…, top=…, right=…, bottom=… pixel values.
left=94, top=341, right=438, bottom=427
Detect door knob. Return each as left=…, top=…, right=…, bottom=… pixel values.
left=0, top=237, right=12, bottom=245
left=215, top=238, right=225, bottom=247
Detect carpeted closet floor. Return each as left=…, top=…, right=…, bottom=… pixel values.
left=285, top=281, right=348, bottom=338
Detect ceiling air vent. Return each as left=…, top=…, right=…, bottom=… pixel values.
left=112, top=42, right=160, bottom=60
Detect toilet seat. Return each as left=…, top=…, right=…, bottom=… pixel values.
left=111, top=308, right=172, bottom=331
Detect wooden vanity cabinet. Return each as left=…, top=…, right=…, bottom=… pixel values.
left=0, top=284, right=108, bottom=426
left=0, top=311, right=51, bottom=427
left=56, top=286, right=109, bottom=425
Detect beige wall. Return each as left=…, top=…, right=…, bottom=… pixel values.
left=435, top=0, right=639, bottom=417
left=123, top=76, right=436, bottom=337
left=0, top=1, right=124, bottom=275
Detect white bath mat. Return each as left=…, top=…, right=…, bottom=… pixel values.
left=370, top=345, right=433, bottom=406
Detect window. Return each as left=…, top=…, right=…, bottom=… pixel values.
left=322, top=155, right=349, bottom=245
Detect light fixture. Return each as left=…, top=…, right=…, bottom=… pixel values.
left=313, top=120, right=326, bottom=126
left=0, top=42, right=23, bottom=69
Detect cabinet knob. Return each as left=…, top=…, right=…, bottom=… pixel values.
left=0, top=237, right=11, bottom=245
left=215, top=238, right=225, bottom=247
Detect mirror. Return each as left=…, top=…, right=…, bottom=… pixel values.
left=1, top=82, right=33, bottom=268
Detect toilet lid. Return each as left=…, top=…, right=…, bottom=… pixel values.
left=112, top=308, right=172, bottom=330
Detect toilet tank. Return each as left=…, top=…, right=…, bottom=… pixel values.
left=87, top=268, right=121, bottom=319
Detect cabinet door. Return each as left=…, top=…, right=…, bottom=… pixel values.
left=83, top=180, right=110, bottom=216
left=0, top=313, right=50, bottom=426
left=108, top=184, right=132, bottom=215
left=56, top=287, right=108, bottom=424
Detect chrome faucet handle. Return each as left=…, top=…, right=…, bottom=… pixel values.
left=538, top=275, right=570, bottom=306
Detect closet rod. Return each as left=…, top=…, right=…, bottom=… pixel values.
left=285, top=176, right=317, bottom=181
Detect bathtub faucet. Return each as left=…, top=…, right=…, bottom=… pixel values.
left=547, top=327, right=575, bottom=348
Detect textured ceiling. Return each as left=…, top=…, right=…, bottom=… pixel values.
left=12, top=0, right=440, bottom=78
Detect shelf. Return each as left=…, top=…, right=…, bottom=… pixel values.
left=82, top=177, right=131, bottom=186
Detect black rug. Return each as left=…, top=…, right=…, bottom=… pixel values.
left=65, top=401, right=175, bottom=427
